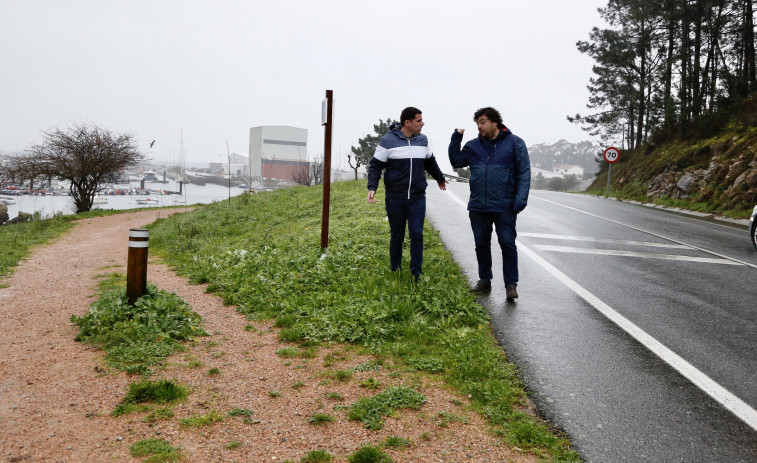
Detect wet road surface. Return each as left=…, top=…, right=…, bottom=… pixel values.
left=426, top=183, right=757, bottom=462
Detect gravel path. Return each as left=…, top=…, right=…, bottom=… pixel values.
left=0, top=209, right=536, bottom=463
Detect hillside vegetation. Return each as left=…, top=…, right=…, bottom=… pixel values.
left=585, top=96, right=757, bottom=218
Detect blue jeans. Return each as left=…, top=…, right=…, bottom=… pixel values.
left=385, top=196, right=426, bottom=276
left=469, top=210, right=518, bottom=285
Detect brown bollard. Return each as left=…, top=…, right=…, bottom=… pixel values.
left=127, top=228, right=149, bottom=304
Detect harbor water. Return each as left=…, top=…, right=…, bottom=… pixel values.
left=3, top=180, right=248, bottom=221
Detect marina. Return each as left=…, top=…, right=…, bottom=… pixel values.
left=2, top=179, right=249, bottom=222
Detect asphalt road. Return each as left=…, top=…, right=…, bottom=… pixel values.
left=425, top=183, right=757, bottom=463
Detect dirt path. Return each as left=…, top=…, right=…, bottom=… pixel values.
left=0, top=209, right=535, bottom=463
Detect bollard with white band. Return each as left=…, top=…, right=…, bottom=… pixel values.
left=127, top=228, right=149, bottom=304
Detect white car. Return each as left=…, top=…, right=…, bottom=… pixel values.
left=751, top=205, right=757, bottom=250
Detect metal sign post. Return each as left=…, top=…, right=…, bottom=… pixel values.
left=603, top=147, right=620, bottom=197
left=320, top=90, right=333, bottom=249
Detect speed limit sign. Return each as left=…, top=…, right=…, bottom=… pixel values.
left=603, top=147, right=620, bottom=163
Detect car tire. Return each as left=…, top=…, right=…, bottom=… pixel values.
left=751, top=220, right=757, bottom=251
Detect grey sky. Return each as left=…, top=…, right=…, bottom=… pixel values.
left=1, top=0, right=608, bottom=174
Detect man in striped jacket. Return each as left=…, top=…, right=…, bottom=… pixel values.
left=367, top=107, right=447, bottom=281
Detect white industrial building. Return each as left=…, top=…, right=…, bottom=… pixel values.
left=249, top=126, right=308, bottom=182
left=209, top=152, right=249, bottom=177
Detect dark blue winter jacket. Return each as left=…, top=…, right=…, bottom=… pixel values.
left=367, top=123, right=446, bottom=200
left=448, top=128, right=530, bottom=213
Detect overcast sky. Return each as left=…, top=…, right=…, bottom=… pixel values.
left=1, top=0, right=608, bottom=174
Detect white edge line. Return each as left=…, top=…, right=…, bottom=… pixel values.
left=518, top=239, right=757, bottom=432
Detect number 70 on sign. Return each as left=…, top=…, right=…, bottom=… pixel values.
left=603, top=147, right=620, bottom=163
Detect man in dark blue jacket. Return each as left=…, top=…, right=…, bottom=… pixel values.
left=448, top=107, right=530, bottom=299
left=367, top=107, right=447, bottom=280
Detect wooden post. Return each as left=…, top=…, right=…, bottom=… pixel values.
left=320, top=90, right=333, bottom=249
left=127, top=228, right=149, bottom=304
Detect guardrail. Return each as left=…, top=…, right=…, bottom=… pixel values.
left=442, top=173, right=469, bottom=183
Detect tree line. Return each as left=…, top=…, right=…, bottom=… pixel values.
left=569, top=0, right=756, bottom=149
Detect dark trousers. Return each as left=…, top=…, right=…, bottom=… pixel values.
left=385, top=196, right=426, bottom=276
left=469, top=210, right=518, bottom=285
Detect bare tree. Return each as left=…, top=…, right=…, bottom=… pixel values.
left=310, top=154, right=324, bottom=185
left=348, top=118, right=397, bottom=180
left=290, top=162, right=312, bottom=186
left=9, top=123, right=146, bottom=213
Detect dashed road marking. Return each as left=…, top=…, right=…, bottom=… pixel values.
left=519, top=232, right=691, bottom=249
left=533, top=244, right=743, bottom=265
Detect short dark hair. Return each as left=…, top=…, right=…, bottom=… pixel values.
left=400, top=107, right=422, bottom=125
left=473, top=107, right=504, bottom=128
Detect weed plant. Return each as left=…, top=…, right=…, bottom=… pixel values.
left=179, top=410, right=224, bottom=428
left=347, top=445, right=393, bottom=463
left=113, top=379, right=187, bottom=416
left=308, top=413, right=336, bottom=424
left=301, top=449, right=333, bottom=462
left=348, top=386, right=426, bottom=430
left=143, top=407, right=174, bottom=423
left=146, top=181, right=579, bottom=460
left=70, top=284, right=208, bottom=374
left=129, top=438, right=182, bottom=463
left=381, top=435, right=411, bottom=450
left=228, top=408, right=253, bottom=417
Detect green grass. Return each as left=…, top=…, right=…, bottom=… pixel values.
left=301, top=449, right=333, bottom=462
left=143, top=407, right=174, bottom=423
left=334, top=369, right=353, bottom=382
left=113, top=379, right=187, bottom=416
left=354, top=360, right=383, bottom=372
left=179, top=410, right=224, bottom=428
left=347, top=445, right=393, bottom=463
left=360, top=378, right=382, bottom=390
left=436, top=410, right=469, bottom=428
left=348, top=386, right=426, bottom=430
left=0, top=207, right=146, bottom=282
left=70, top=283, right=208, bottom=375
left=144, top=181, right=579, bottom=460
left=129, top=438, right=182, bottom=462
left=381, top=435, right=411, bottom=450
left=0, top=212, right=74, bottom=281
left=228, top=407, right=253, bottom=417
left=308, top=413, right=336, bottom=424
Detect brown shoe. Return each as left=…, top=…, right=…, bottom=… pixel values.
left=505, top=284, right=518, bottom=299
left=470, top=280, right=492, bottom=294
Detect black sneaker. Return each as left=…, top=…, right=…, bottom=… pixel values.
left=470, top=280, right=492, bottom=294
left=505, top=284, right=518, bottom=299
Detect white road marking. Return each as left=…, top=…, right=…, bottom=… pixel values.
left=531, top=195, right=757, bottom=269
left=534, top=245, right=743, bottom=265
left=520, top=232, right=692, bottom=249
left=519, top=241, right=757, bottom=432
left=441, top=190, right=757, bottom=432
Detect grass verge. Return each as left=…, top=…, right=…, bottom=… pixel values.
left=145, top=180, right=579, bottom=461
left=71, top=283, right=208, bottom=374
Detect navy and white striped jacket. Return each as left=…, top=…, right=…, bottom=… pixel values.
left=367, top=123, right=445, bottom=200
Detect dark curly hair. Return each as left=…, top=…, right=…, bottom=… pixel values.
left=473, top=107, right=504, bottom=129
